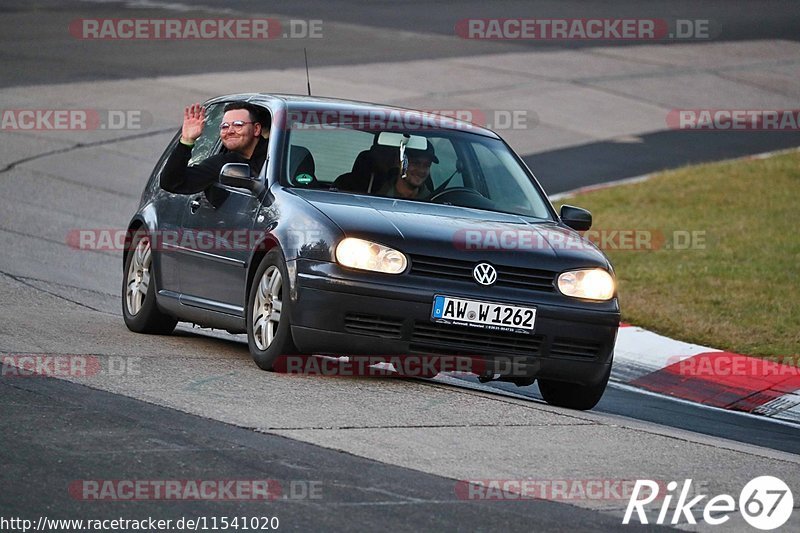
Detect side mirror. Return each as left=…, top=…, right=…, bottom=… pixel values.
left=220, top=163, right=259, bottom=192
left=560, top=204, right=592, bottom=231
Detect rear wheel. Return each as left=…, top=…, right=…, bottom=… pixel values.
left=247, top=249, right=298, bottom=370
left=538, top=364, right=611, bottom=411
left=122, top=230, right=177, bottom=334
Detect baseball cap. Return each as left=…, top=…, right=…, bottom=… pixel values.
left=406, top=140, right=439, bottom=164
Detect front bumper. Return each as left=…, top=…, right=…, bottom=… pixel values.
left=289, top=259, right=619, bottom=386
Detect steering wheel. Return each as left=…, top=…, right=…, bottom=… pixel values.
left=429, top=187, right=485, bottom=203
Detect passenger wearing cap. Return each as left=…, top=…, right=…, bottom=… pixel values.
left=377, top=140, right=438, bottom=200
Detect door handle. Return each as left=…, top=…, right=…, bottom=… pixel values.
left=189, top=199, right=201, bottom=213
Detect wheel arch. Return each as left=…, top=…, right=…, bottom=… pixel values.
left=123, top=218, right=147, bottom=271
left=245, top=233, right=281, bottom=305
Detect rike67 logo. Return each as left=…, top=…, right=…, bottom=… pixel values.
left=623, top=476, right=793, bottom=529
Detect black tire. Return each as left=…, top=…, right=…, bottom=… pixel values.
left=122, top=230, right=177, bottom=334
left=246, top=249, right=298, bottom=370
left=538, top=364, right=611, bottom=411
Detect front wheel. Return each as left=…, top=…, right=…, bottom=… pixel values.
left=537, top=364, right=611, bottom=411
left=122, top=230, right=177, bottom=334
left=246, top=249, right=298, bottom=370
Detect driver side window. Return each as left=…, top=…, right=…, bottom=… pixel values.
left=188, top=103, right=225, bottom=166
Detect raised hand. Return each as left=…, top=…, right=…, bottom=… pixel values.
left=181, top=103, right=205, bottom=143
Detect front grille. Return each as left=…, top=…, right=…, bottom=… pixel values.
left=410, top=321, right=543, bottom=357
left=409, top=254, right=555, bottom=292
left=344, top=314, right=404, bottom=339
left=550, top=337, right=602, bottom=359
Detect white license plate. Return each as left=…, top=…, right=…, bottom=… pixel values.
left=431, top=295, right=536, bottom=333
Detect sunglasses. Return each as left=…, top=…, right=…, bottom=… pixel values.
left=219, top=120, right=255, bottom=132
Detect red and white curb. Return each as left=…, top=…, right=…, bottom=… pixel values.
left=612, top=324, right=800, bottom=424
left=551, top=147, right=800, bottom=424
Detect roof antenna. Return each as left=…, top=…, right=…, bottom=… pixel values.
left=304, top=48, right=312, bottom=96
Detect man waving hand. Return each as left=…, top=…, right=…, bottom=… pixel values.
left=160, top=102, right=270, bottom=194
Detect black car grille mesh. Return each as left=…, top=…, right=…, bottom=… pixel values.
left=344, top=314, right=404, bottom=339
left=344, top=316, right=600, bottom=360
left=550, top=338, right=602, bottom=359
left=409, top=254, right=555, bottom=292
left=410, top=321, right=544, bottom=357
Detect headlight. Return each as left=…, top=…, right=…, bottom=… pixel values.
left=557, top=269, right=615, bottom=301
left=335, top=238, right=407, bottom=274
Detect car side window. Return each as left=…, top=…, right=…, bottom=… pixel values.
left=188, top=103, right=225, bottom=166
left=473, top=143, right=514, bottom=196
left=472, top=142, right=549, bottom=218
left=149, top=131, right=181, bottom=196
left=428, top=137, right=462, bottom=189
left=287, top=127, right=374, bottom=184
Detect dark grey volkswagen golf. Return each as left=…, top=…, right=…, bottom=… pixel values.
left=123, top=93, right=619, bottom=410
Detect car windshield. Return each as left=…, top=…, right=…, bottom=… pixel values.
left=283, top=115, right=552, bottom=219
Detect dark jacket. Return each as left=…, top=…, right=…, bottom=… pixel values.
left=160, top=137, right=268, bottom=194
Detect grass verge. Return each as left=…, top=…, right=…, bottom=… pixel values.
left=556, top=150, right=800, bottom=358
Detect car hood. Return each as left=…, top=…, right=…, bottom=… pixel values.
left=292, top=190, right=609, bottom=271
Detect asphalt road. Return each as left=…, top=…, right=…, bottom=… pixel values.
left=2, top=367, right=664, bottom=533
left=3, top=0, right=799, bottom=88
left=527, top=129, right=800, bottom=194
left=456, top=377, right=800, bottom=456
left=5, top=0, right=800, bottom=191
left=1, top=1, right=799, bottom=531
